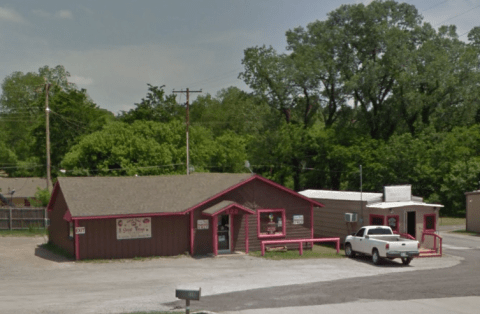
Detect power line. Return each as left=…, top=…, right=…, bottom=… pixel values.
left=433, top=3, right=480, bottom=27
left=421, top=0, right=449, bottom=13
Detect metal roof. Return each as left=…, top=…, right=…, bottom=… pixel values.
left=0, top=177, right=46, bottom=198
left=299, top=189, right=383, bottom=202
left=55, top=173, right=253, bottom=217
left=366, top=201, right=444, bottom=209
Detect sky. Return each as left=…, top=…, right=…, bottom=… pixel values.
left=1, top=0, right=479, bottom=114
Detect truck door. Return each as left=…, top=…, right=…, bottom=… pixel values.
left=351, top=227, right=366, bottom=252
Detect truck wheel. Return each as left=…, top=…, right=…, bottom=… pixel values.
left=401, top=257, right=412, bottom=266
left=372, top=249, right=381, bottom=265
left=345, top=244, right=356, bottom=258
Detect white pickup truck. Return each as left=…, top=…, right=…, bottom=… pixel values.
left=344, top=226, right=420, bottom=265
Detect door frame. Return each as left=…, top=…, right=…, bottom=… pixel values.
left=217, top=214, right=231, bottom=254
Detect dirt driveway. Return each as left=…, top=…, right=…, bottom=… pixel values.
left=0, top=236, right=461, bottom=314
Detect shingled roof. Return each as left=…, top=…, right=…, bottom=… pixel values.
left=0, top=177, right=46, bottom=198
left=54, top=173, right=253, bottom=217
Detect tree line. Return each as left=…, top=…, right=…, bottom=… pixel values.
left=1, top=1, right=479, bottom=216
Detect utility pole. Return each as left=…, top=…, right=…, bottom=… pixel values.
left=173, top=88, right=202, bottom=175
left=45, top=83, right=52, bottom=192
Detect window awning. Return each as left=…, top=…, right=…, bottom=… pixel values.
left=202, top=201, right=255, bottom=216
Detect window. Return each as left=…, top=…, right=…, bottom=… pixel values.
left=386, top=215, right=400, bottom=233
left=367, top=227, right=393, bottom=235
left=356, top=228, right=365, bottom=237
left=424, top=214, right=436, bottom=231
left=24, top=199, right=31, bottom=207
left=257, top=209, right=286, bottom=238
left=369, top=214, right=384, bottom=226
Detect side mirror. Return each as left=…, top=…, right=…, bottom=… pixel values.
left=365, top=235, right=369, bottom=239
left=351, top=233, right=356, bottom=236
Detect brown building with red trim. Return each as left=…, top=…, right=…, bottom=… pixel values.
left=47, top=173, right=324, bottom=260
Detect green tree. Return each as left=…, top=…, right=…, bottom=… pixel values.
left=31, top=87, right=114, bottom=177
left=61, top=120, right=249, bottom=176
left=190, top=87, right=272, bottom=137
left=0, top=65, right=92, bottom=176
left=119, top=84, right=184, bottom=124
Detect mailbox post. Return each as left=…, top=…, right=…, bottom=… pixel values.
left=175, top=287, right=201, bottom=314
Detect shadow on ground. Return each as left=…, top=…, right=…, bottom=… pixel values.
left=34, top=245, right=74, bottom=263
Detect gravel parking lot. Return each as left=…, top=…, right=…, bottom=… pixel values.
left=0, top=236, right=462, bottom=314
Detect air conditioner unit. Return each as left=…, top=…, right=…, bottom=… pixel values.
left=345, top=213, right=358, bottom=222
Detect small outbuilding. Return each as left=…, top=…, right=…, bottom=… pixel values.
left=465, top=190, right=480, bottom=233
left=299, top=185, right=443, bottom=244
left=47, top=173, right=324, bottom=260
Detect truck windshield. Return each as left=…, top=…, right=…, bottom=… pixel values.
left=367, top=228, right=393, bottom=235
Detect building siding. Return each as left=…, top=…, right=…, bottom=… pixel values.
left=466, top=192, right=480, bottom=233
left=77, top=215, right=189, bottom=260
left=47, top=187, right=74, bottom=256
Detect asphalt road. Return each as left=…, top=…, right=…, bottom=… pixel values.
left=165, top=231, right=480, bottom=313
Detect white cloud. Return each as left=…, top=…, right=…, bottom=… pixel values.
left=69, top=75, right=93, bottom=86
left=32, top=9, right=51, bottom=18
left=56, top=10, right=73, bottom=20
left=32, top=9, right=73, bottom=20
left=0, top=6, right=26, bottom=23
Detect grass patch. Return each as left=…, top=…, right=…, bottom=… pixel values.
left=40, top=242, right=74, bottom=259
left=250, top=243, right=344, bottom=260
left=452, top=229, right=480, bottom=236
left=0, top=227, right=47, bottom=237
left=439, top=217, right=465, bottom=226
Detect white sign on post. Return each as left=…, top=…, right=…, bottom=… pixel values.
left=75, top=227, right=85, bottom=235
left=116, top=217, right=152, bottom=240
left=197, top=219, right=209, bottom=230
left=292, top=215, right=304, bottom=225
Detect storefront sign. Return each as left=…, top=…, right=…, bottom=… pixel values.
left=384, top=185, right=411, bottom=202
left=116, top=217, right=152, bottom=240
left=225, top=208, right=238, bottom=215
left=75, top=227, right=85, bottom=235
left=292, top=215, right=304, bottom=225
left=197, top=219, right=209, bottom=230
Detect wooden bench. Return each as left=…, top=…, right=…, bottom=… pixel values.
left=260, top=238, right=340, bottom=256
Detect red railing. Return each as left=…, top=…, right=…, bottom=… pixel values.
left=420, top=230, right=442, bottom=257
left=399, top=233, right=416, bottom=240
left=400, top=231, right=442, bottom=257
left=260, top=238, right=340, bottom=256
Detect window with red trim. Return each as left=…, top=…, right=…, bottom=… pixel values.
left=257, top=209, right=286, bottom=238
left=424, top=214, right=436, bottom=231
left=369, top=214, right=384, bottom=226
left=386, top=215, right=399, bottom=233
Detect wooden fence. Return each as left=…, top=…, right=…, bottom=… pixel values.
left=0, top=207, right=47, bottom=230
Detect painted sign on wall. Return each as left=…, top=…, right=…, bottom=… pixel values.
left=197, top=219, right=209, bottom=230
left=116, top=217, right=152, bottom=240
